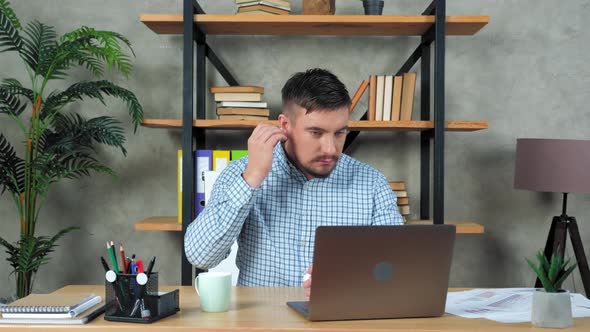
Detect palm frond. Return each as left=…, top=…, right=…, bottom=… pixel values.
left=0, top=234, right=19, bottom=271
left=49, top=113, right=127, bottom=155
left=39, top=26, right=135, bottom=81
left=0, top=0, right=23, bottom=54
left=53, top=154, right=115, bottom=180
left=1, top=227, right=78, bottom=274
left=40, top=80, right=143, bottom=131
left=0, top=133, right=24, bottom=195
left=0, top=85, right=27, bottom=116
left=85, top=116, right=127, bottom=155
left=1, top=78, right=33, bottom=101
left=21, top=20, right=57, bottom=73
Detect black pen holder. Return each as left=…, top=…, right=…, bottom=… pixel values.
left=104, top=272, right=179, bottom=323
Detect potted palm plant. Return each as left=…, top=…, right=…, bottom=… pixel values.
left=0, top=0, right=143, bottom=299
left=526, top=249, right=577, bottom=328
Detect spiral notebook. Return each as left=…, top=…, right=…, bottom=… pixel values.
left=0, top=293, right=96, bottom=313
left=0, top=301, right=105, bottom=325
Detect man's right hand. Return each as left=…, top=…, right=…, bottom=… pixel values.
left=242, top=123, right=287, bottom=188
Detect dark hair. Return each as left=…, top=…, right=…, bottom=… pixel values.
left=281, top=68, right=351, bottom=113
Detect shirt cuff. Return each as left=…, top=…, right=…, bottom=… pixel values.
left=227, top=173, right=259, bottom=208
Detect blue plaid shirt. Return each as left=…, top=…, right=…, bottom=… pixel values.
left=185, top=143, right=404, bottom=286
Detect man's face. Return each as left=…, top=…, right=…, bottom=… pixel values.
left=280, top=105, right=349, bottom=179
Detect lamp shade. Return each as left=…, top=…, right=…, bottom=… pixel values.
left=514, top=138, right=590, bottom=193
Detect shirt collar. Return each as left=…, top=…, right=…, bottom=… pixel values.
left=274, top=143, right=343, bottom=184
left=274, top=143, right=308, bottom=183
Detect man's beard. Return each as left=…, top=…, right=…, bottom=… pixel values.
left=301, top=156, right=339, bottom=178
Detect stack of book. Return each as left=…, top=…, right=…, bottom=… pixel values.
left=389, top=181, right=410, bottom=222
left=211, top=86, right=270, bottom=120
left=235, top=0, right=291, bottom=15
left=0, top=293, right=104, bottom=325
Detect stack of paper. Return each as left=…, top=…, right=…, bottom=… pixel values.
left=445, top=288, right=590, bottom=323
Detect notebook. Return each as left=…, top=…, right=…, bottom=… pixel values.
left=0, top=293, right=96, bottom=313
left=0, top=301, right=105, bottom=325
left=1, top=295, right=102, bottom=318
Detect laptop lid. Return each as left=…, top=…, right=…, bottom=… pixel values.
left=307, top=224, right=455, bottom=321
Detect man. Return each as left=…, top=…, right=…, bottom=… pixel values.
left=184, top=68, right=404, bottom=293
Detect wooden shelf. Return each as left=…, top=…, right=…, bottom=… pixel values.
left=141, top=119, right=488, bottom=132
left=140, top=14, right=489, bottom=36
left=406, top=220, right=485, bottom=234
left=136, top=216, right=483, bottom=234
left=135, top=216, right=181, bottom=231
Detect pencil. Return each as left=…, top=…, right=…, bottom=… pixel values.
left=119, top=244, right=127, bottom=273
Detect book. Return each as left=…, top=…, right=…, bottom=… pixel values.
left=214, top=92, right=263, bottom=102
left=0, top=294, right=97, bottom=313
left=382, top=75, right=393, bottom=121
left=368, top=75, right=377, bottom=121
left=388, top=181, right=406, bottom=191
left=0, top=302, right=105, bottom=325
left=204, top=171, right=221, bottom=206
left=398, top=205, right=410, bottom=216
left=218, top=115, right=269, bottom=120
left=397, top=197, right=409, bottom=205
left=178, top=150, right=182, bottom=224
left=217, top=107, right=270, bottom=116
left=236, top=10, right=278, bottom=15
left=238, top=4, right=289, bottom=15
left=391, top=75, right=403, bottom=121
left=237, top=1, right=291, bottom=11
left=213, top=150, right=230, bottom=172
left=349, top=80, right=369, bottom=114
left=1, top=295, right=102, bottom=319
left=375, top=75, right=385, bottom=121
left=195, top=150, right=212, bottom=216
left=394, top=190, right=408, bottom=198
left=210, top=85, right=264, bottom=94
left=217, top=101, right=268, bottom=108
left=231, top=150, right=248, bottom=160
left=400, top=72, right=417, bottom=121
left=236, top=0, right=290, bottom=7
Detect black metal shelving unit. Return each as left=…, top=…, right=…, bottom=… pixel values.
left=178, top=0, right=463, bottom=285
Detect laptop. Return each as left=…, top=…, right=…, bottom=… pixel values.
left=287, top=224, right=456, bottom=321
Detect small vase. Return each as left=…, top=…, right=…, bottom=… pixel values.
left=302, top=0, right=336, bottom=15
left=362, top=0, right=384, bottom=15
left=532, top=289, right=573, bottom=328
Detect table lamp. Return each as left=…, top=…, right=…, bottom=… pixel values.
left=514, top=138, right=590, bottom=294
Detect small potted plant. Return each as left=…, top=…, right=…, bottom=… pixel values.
left=526, top=249, right=577, bottom=328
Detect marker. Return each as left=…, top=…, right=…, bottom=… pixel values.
left=106, top=242, right=120, bottom=274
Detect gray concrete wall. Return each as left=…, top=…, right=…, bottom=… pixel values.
left=1, top=0, right=589, bottom=298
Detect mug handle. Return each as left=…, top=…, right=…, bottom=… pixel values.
left=195, top=275, right=200, bottom=296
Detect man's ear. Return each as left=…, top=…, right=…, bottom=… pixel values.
left=278, top=113, right=290, bottom=135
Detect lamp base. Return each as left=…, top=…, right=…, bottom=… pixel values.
left=536, top=215, right=590, bottom=296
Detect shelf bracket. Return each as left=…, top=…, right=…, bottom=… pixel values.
left=423, top=1, right=436, bottom=16
left=206, top=45, right=240, bottom=86
left=193, top=0, right=205, bottom=14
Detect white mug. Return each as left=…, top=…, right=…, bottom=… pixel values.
left=195, top=272, right=232, bottom=312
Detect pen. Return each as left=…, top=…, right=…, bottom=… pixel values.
left=146, top=256, right=156, bottom=276
left=110, top=241, right=119, bottom=272
left=130, top=257, right=137, bottom=275
left=106, top=242, right=120, bottom=274
left=100, top=256, right=111, bottom=272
